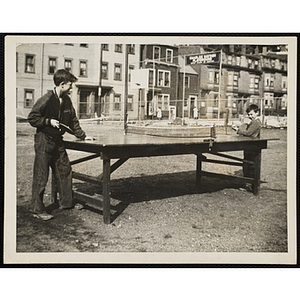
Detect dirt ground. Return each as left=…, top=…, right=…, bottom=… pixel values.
left=16, top=121, right=287, bottom=253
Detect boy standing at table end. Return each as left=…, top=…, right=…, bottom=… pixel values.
left=232, top=104, right=262, bottom=191
left=28, top=69, right=92, bottom=221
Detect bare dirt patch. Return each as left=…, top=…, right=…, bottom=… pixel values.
left=16, top=122, right=287, bottom=253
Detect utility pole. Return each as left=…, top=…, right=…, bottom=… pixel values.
left=218, top=49, right=222, bottom=122
left=124, top=44, right=129, bottom=134
left=182, top=55, right=186, bottom=124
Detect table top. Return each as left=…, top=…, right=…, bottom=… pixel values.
left=63, top=132, right=269, bottom=147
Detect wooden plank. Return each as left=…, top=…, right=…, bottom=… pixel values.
left=209, top=151, right=254, bottom=164
left=70, top=154, right=100, bottom=165
left=204, top=158, right=243, bottom=166
left=73, top=191, right=117, bottom=211
left=200, top=170, right=254, bottom=183
left=72, top=171, right=101, bottom=184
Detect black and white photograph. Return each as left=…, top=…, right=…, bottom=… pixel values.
left=4, top=35, right=297, bottom=265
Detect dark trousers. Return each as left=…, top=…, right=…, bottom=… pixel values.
left=31, top=132, right=73, bottom=213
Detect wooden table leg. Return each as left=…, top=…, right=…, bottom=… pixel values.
left=196, top=154, right=204, bottom=186
left=252, top=150, right=261, bottom=195
left=102, top=155, right=111, bottom=224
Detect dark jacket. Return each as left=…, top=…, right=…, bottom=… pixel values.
left=238, top=118, right=261, bottom=138
left=28, top=90, right=86, bottom=140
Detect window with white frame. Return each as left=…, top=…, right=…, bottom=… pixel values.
left=236, top=56, right=241, bottom=66
left=264, top=73, right=274, bottom=87
left=49, top=57, right=57, bottom=74
left=115, top=44, right=122, bottom=53
left=25, top=54, right=35, bottom=73
left=157, top=70, right=170, bottom=87
left=101, top=62, right=108, bottom=79
left=127, top=95, right=133, bottom=110
left=228, top=72, right=233, bottom=85
left=79, top=61, right=87, bottom=77
left=129, top=65, right=134, bottom=82
left=157, top=94, right=170, bottom=110
left=153, top=46, right=160, bottom=60
left=149, top=69, right=155, bottom=87
left=102, top=44, right=109, bottom=51
left=64, top=59, right=72, bottom=72
left=166, top=49, right=173, bottom=63
left=208, top=70, right=214, bottom=83
left=128, top=44, right=135, bottom=54
left=227, top=55, right=232, bottom=64
left=185, top=76, right=190, bottom=88
left=282, top=76, right=287, bottom=89
left=24, top=89, right=34, bottom=108
left=114, top=64, right=122, bottom=81
left=233, top=73, right=238, bottom=87
left=254, top=77, right=259, bottom=89
left=250, top=77, right=255, bottom=88
left=114, top=94, right=121, bottom=110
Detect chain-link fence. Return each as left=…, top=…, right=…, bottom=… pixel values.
left=76, top=96, right=287, bottom=124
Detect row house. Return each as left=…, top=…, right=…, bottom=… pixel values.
left=16, top=42, right=141, bottom=120
left=179, top=44, right=288, bottom=119
left=139, top=44, right=179, bottom=119
left=16, top=43, right=101, bottom=118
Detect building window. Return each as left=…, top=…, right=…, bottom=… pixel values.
left=25, top=54, right=35, bottom=73
left=227, top=55, right=232, bottom=64
left=129, top=65, right=134, bottom=82
left=228, top=72, right=233, bottom=85
left=265, top=74, right=274, bottom=87
left=208, top=70, right=214, bottom=83
left=250, top=77, right=255, bottom=88
left=114, top=64, right=122, bottom=81
left=64, top=59, right=72, bottom=72
left=102, top=44, right=109, bottom=51
left=153, top=46, right=160, bottom=60
left=157, top=94, right=170, bottom=110
left=166, top=49, right=173, bottom=63
left=157, top=70, right=170, bottom=87
left=48, top=57, right=57, bottom=74
left=127, top=95, right=133, bottom=111
left=115, top=44, right=122, bottom=53
left=149, top=69, right=155, bottom=87
left=254, top=77, right=259, bottom=89
left=236, top=56, right=241, bottom=66
left=128, top=44, right=135, bottom=54
left=114, top=94, right=121, bottom=110
left=101, top=62, right=108, bottom=79
left=24, top=89, right=34, bottom=108
left=233, top=74, right=238, bottom=87
left=80, top=43, right=88, bottom=47
left=185, top=76, right=190, bottom=88
left=65, top=43, right=74, bottom=46
left=79, top=61, right=87, bottom=77
left=282, top=77, right=287, bottom=89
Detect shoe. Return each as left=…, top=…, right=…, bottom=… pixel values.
left=33, top=212, right=54, bottom=221
left=74, top=203, right=84, bottom=210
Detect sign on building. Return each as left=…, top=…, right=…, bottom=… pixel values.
left=187, top=52, right=220, bottom=65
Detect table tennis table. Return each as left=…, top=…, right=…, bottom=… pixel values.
left=52, top=132, right=270, bottom=224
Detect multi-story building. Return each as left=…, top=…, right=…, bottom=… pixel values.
left=16, top=42, right=141, bottom=120
left=139, top=44, right=179, bottom=119
left=16, top=43, right=101, bottom=118
left=179, top=44, right=288, bottom=119
left=177, top=55, right=199, bottom=118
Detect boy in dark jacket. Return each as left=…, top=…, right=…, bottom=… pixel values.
left=28, top=69, right=88, bottom=220
left=232, top=104, right=261, bottom=191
